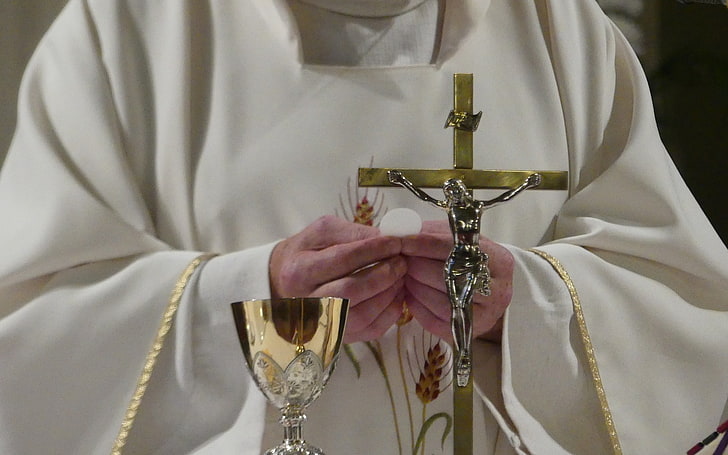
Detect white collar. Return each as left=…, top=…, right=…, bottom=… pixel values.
left=295, top=0, right=430, bottom=17
left=254, top=0, right=493, bottom=67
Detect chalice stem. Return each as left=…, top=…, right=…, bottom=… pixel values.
left=280, top=406, right=306, bottom=446
left=265, top=405, right=324, bottom=455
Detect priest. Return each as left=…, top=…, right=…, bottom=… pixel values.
left=0, top=0, right=726, bottom=454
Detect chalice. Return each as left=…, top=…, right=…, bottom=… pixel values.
left=231, top=297, right=349, bottom=455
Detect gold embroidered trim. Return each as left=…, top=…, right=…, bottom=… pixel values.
left=111, top=253, right=217, bottom=455
left=529, top=248, right=623, bottom=455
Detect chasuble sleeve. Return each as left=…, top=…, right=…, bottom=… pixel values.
left=0, top=1, right=268, bottom=453
left=490, top=2, right=728, bottom=454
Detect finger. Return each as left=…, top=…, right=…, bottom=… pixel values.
left=403, top=261, right=452, bottom=341
left=478, top=238, right=515, bottom=278
left=472, top=276, right=512, bottom=327
left=344, top=302, right=402, bottom=343
left=342, top=281, right=404, bottom=335
left=315, top=235, right=403, bottom=277
left=297, top=215, right=381, bottom=250
left=405, top=293, right=452, bottom=341
left=305, top=215, right=380, bottom=248
left=281, top=236, right=403, bottom=293
left=313, top=255, right=407, bottom=303
left=401, top=232, right=452, bottom=260
left=420, top=219, right=451, bottom=234
left=471, top=302, right=506, bottom=337
left=343, top=297, right=404, bottom=343
left=405, top=256, right=447, bottom=293
left=475, top=272, right=512, bottom=308
left=405, top=275, right=450, bottom=322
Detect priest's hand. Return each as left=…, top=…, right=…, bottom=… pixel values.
left=400, top=220, right=513, bottom=343
left=269, top=215, right=407, bottom=343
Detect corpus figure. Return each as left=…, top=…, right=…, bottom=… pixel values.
left=388, top=170, right=542, bottom=386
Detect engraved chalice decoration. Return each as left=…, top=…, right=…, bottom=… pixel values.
left=231, top=297, right=348, bottom=455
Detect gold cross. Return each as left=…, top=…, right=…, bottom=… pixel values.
left=358, top=74, right=569, bottom=455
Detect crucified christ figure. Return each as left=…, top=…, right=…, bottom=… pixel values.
left=388, top=170, right=542, bottom=387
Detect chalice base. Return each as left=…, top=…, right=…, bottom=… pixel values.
left=264, top=441, right=325, bottom=455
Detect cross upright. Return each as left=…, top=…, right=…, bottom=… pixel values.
left=358, top=73, right=569, bottom=191
left=358, top=73, right=569, bottom=455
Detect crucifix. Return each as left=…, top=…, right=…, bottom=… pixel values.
left=358, top=73, right=569, bottom=455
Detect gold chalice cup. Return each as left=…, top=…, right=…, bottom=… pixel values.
left=231, top=297, right=349, bottom=455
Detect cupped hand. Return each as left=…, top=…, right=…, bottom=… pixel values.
left=269, top=215, right=406, bottom=343
left=400, top=220, right=514, bottom=343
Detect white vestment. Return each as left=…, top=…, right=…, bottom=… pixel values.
left=1, top=0, right=727, bottom=454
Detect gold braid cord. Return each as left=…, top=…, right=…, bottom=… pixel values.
left=111, top=253, right=217, bottom=455
left=529, top=249, right=623, bottom=455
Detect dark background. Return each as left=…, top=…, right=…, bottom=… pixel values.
left=650, top=2, right=728, bottom=243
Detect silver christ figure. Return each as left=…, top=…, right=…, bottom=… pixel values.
left=388, top=170, right=542, bottom=387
